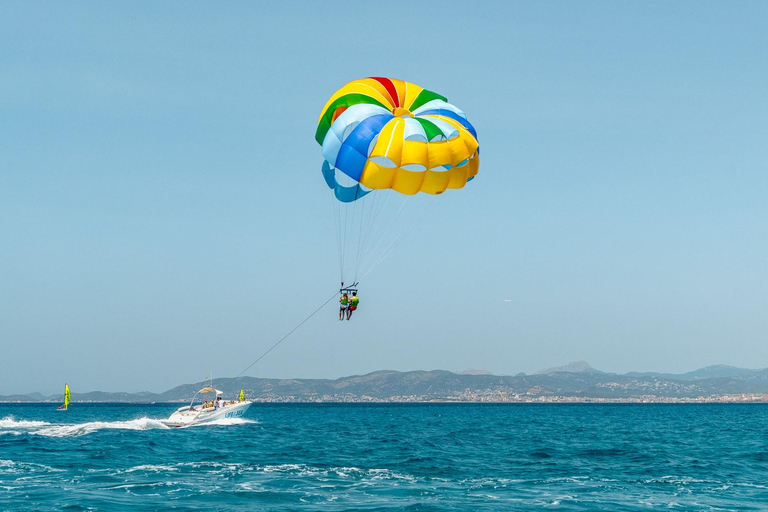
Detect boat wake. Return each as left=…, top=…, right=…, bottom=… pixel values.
left=0, top=416, right=170, bottom=438
left=0, top=415, right=256, bottom=437
left=0, top=417, right=52, bottom=428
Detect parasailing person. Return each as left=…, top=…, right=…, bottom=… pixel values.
left=316, top=77, right=480, bottom=318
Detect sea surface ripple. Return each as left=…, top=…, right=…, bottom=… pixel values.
left=1, top=403, right=767, bottom=510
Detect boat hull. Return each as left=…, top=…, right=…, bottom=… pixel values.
left=162, top=401, right=252, bottom=428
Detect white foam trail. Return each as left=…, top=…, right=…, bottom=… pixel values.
left=33, top=417, right=170, bottom=437
left=0, top=416, right=52, bottom=429
left=0, top=414, right=255, bottom=437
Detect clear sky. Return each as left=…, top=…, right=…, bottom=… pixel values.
left=2, top=2, right=767, bottom=395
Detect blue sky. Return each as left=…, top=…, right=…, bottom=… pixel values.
left=2, top=2, right=767, bottom=394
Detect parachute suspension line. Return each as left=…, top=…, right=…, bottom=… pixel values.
left=235, top=291, right=339, bottom=379
left=358, top=190, right=394, bottom=280
left=333, top=192, right=346, bottom=283
left=357, top=192, right=406, bottom=279
left=344, top=188, right=361, bottom=283
left=357, top=193, right=412, bottom=278
left=330, top=192, right=344, bottom=282
left=360, top=194, right=440, bottom=281
left=341, top=191, right=350, bottom=281
left=353, top=188, right=387, bottom=284
left=352, top=192, right=370, bottom=284
left=336, top=182, right=357, bottom=284
left=355, top=189, right=394, bottom=282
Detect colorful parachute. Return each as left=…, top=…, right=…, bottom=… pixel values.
left=317, top=77, right=479, bottom=284
left=316, top=77, right=479, bottom=202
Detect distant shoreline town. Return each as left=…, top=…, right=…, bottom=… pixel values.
left=247, top=392, right=768, bottom=404
left=5, top=362, right=768, bottom=405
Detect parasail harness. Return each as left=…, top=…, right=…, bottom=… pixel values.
left=339, top=281, right=359, bottom=295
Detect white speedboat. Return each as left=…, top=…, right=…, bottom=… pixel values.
left=162, top=386, right=252, bottom=428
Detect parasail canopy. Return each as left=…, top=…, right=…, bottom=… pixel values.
left=317, top=77, right=479, bottom=285
left=317, top=77, right=479, bottom=202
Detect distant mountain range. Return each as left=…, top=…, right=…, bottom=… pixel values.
left=4, top=362, right=768, bottom=403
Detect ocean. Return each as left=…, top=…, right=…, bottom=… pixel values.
left=1, top=403, right=767, bottom=510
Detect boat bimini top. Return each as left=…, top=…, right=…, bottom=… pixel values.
left=188, top=387, right=222, bottom=406
left=196, top=387, right=222, bottom=395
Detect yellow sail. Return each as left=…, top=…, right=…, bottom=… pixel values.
left=238, top=389, right=245, bottom=402
left=63, top=384, right=70, bottom=410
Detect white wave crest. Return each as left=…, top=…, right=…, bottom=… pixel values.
left=117, top=464, right=180, bottom=474
left=0, top=416, right=52, bottom=429
left=33, top=417, right=170, bottom=438
left=107, top=461, right=415, bottom=483
left=254, top=463, right=416, bottom=481
left=0, top=459, right=63, bottom=475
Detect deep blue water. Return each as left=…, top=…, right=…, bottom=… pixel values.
left=1, top=403, right=768, bottom=510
